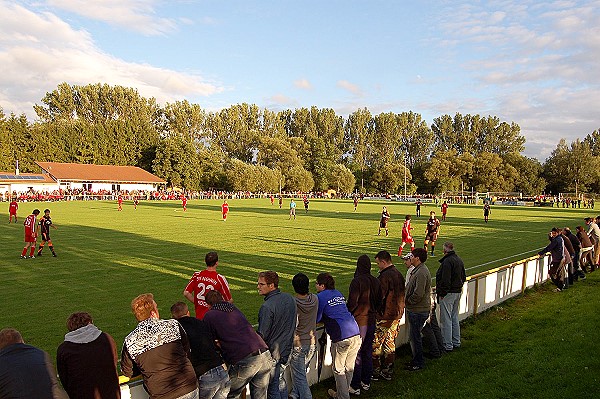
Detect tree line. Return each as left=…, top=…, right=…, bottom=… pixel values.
left=0, top=82, right=598, bottom=195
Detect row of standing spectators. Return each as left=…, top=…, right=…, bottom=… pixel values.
left=537, top=218, right=600, bottom=292
left=0, top=244, right=469, bottom=399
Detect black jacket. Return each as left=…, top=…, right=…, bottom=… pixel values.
left=436, top=250, right=466, bottom=297
left=0, top=343, right=65, bottom=399
left=564, top=231, right=581, bottom=252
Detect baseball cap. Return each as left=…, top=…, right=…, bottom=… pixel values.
left=401, top=253, right=414, bottom=260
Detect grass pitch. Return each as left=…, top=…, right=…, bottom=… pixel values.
left=0, top=198, right=591, bottom=359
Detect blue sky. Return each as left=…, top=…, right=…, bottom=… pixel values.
left=1, top=0, right=599, bottom=160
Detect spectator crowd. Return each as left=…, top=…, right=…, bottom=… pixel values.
left=5, top=221, right=598, bottom=399
left=0, top=246, right=470, bottom=399
left=538, top=216, right=600, bottom=292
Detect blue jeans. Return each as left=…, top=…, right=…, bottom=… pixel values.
left=199, top=364, right=230, bottom=399
left=289, top=345, right=316, bottom=399
left=268, top=358, right=288, bottom=399
left=228, top=350, right=273, bottom=399
left=438, top=292, right=462, bottom=351
left=407, top=311, right=429, bottom=368
left=350, top=323, right=375, bottom=389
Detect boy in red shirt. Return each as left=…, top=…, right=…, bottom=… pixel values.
left=9, top=200, right=18, bottom=223
left=21, top=209, right=40, bottom=258
left=398, top=215, right=415, bottom=256
left=221, top=200, right=229, bottom=221
left=182, top=195, right=187, bottom=212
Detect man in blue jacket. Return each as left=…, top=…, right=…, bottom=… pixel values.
left=316, top=273, right=360, bottom=399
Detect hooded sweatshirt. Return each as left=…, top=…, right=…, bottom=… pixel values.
left=294, top=293, right=319, bottom=347
left=56, top=324, right=121, bottom=399
left=347, top=255, right=382, bottom=326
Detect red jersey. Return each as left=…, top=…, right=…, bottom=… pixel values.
left=9, top=201, right=18, bottom=214
left=185, top=270, right=232, bottom=319
left=441, top=203, right=448, bottom=214
left=118, top=196, right=123, bottom=204
left=182, top=197, right=187, bottom=205
left=221, top=203, right=229, bottom=214
left=24, top=214, right=38, bottom=238
left=402, top=219, right=413, bottom=241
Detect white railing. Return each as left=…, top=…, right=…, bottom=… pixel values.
left=120, top=254, right=551, bottom=398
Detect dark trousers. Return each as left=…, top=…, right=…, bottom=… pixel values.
left=422, top=304, right=444, bottom=357
left=408, top=311, right=429, bottom=368
left=350, top=323, right=375, bottom=389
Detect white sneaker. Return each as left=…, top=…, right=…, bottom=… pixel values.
left=361, top=383, right=370, bottom=391
left=349, top=387, right=361, bottom=396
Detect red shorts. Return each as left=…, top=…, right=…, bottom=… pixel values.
left=9, top=211, right=17, bottom=216
left=25, top=234, right=36, bottom=243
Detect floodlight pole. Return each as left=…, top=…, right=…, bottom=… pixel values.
left=404, top=154, right=407, bottom=199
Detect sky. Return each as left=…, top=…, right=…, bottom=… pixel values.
left=1, top=0, right=599, bottom=161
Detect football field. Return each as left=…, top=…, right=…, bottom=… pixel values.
left=0, top=198, right=591, bottom=358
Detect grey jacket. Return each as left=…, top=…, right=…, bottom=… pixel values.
left=405, top=262, right=432, bottom=313
left=258, top=289, right=297, bottom=363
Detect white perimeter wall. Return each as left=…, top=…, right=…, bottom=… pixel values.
left=120, top=254, right=551, bottom=398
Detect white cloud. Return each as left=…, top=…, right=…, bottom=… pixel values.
left=294, top=79, right=312, bottom=90
left=337, top=80, right=363, bottom=96
left=434, top=0, right=600, bottom=159
left=47, top=0, right=177, bottom=36
left=0, top=1, right=223, bottom=118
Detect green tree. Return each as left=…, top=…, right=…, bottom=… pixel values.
left=207, top=103, right=261, bottom=163
left=284, top=166, right=315, bottom=192
left=153, top=135, right=201, bottom=189
left=371, top=162, right=411, bottom=194
left=328, top=164, right=356, bottom=194
left=543, top=139, right=599, bottom=195
left=431, top=113, right=524, bottom=156
left=471, top=152, right=518, bottom=192
left=424, top=150, right=473, bottom=193
left=345, top=108, right=374, bottom=191
left=503, top=153, right=546, bottom=195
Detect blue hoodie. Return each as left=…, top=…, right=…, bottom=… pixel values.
left=316, top=289, right=359, bottom=343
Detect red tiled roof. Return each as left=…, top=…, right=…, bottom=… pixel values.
left=35, top=162, right=166, bottom=184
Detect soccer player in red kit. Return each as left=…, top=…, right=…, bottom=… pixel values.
left=21, top=209, right=40, bottom=258
left=182, top=195, right=187, bottom=211
left=398, top=215, right=415, bottom=256
left=221, top=200, right=229, bottom=221
left=441, top=201, right=448, bottom=221
left=183, top=251, right=232, bottom=319
left=117, top=195, right=123, bottom=211
left=8, top=200, right=18, bottom=223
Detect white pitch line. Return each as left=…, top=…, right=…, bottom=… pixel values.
left=465, top=246, right=546, bottom=272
